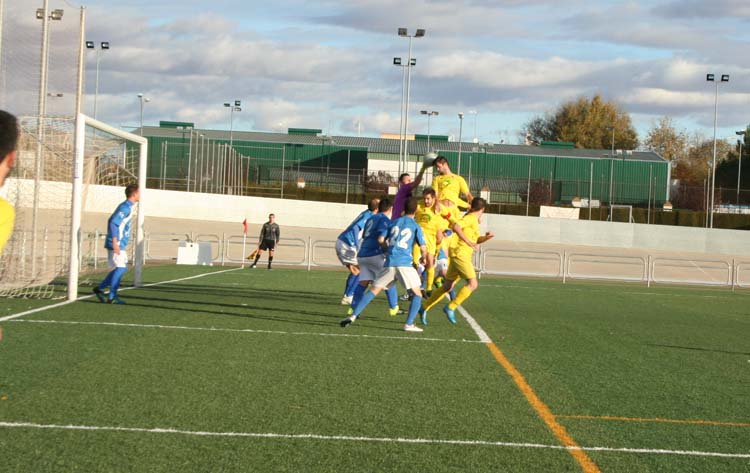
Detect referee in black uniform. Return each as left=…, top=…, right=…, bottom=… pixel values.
left=250, top=214, right=280, bottom=269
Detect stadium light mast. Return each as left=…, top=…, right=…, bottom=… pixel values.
left=467, top=110, right=478, bottom=143
left=137, top=93, right=149, bottom=136
left=608, top=126, right=615, bottom=207
left=457, top=112, right=464, bottom=174
left=706, top=73, right=729, bottom=228
left=393, top=57, right=413, bottom=175
left=737, top=129, right=746, bottom=206
left=398, top=27, right=425, bottom=175
left=224, top=100, right=241, bottom=149
left=86, top=40, right=108, bottom=120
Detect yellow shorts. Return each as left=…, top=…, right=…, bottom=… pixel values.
left=446, top=254, right=476, bottom=281
left=412, top=237, right=437, bottom=263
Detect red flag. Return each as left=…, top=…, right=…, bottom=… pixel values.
left=242, top=219, right=248, bottom=235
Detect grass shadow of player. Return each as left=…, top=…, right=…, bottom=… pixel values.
left=644, top=343, right=750, bottom=357
left=145, top=283, right=338, bottom=303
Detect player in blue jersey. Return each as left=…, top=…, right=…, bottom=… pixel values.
left=336, top=198, right=379, bottom=305
left=341, top=197, right=427, bottom=332
left=349, top=198, right=401, bottom=316
left=93, top=184, right=140, bottom=304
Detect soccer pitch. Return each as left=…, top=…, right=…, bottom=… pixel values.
left=1, top=265, right=748, bottom=472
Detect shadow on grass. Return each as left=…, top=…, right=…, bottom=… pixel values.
left=645, top=343, right=750, bottom=356
left=82, top=297, right=408, bottom=333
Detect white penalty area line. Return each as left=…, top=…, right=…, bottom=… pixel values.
left=8, top=319, right=484, bottom=345
left=0, top=421, right=748, bottom=460
left=0, top=268, right=243, bottom=323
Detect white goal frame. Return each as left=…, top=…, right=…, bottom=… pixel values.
left=69, top=114, right=148, bottom=301
left=607, top=204, right=634, bottom=223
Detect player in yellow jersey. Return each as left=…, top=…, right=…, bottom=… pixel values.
left=420, top=197, right=493, bottom=325
left=0, top=110, right=20, bottom=342
left=432, top=155, right=473, bottom=210
left=413, top=188, right=442, bottom=293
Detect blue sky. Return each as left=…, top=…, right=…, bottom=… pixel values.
left=6, top=0, right=750, bottom=146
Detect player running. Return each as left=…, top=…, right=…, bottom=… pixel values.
left=336, top=198, right=380, bottom=305
left=250, top=213, right=280, bottom=269
left=420, top=197, right=493, bottom=325
left=349, top=198, right=400, bottom=316
left=93, top=183, right=140, bottom=304
left=432, top=155, right=473, bottom=210
left=341, top=197, right=427, bottom=332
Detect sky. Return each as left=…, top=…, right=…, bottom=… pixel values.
left=6, top=0, right=750, bottom=146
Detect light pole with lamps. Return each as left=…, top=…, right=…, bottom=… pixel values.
left=706, top=73, right=729, bottom=228
left=137, top=93, right=149, bottom=136
left=393, top=56, right=415, bottom=174
left=457, top=112, right=464, bottom=174
left=608, top=126, right=615, bottom=206
left=737, top=130, right=746, bottom=206
left=86, top=40, right=108, bottom=120
left=31, top=3, right=63, bottom=278
left=420, top=110, right=438, bottom=152
left=398, top=27, right=425, bottom=175
left=224, top=100, right=241, bottom=149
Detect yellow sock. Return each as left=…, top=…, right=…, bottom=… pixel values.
left=423, top=285, right=448, bottom=311
left=448, top=286, right=473, bottom=310
left=425, top=267, right=435, bottom=291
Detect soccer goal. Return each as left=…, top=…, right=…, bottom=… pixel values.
left=607, top=204, right=634, bottom=223
left=0, top=114, right=147, bottom=301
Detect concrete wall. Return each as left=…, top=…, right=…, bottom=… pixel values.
left=7, top=179, right=750, bottom=257
left=483, top=213, right=750, bottom=256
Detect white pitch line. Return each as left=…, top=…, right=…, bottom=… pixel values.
left=8, top=319, right=484, bottom=345
left=0, top=421, right=748, bottom=459
left=456, top=306, right=491, bottom=343
left=0, top=268, right=242, bottom=323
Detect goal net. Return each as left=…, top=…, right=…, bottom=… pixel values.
left=0, top=114, right=147, bottom=300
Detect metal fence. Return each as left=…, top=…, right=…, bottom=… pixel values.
left=74, top=233, right=750, bottom=291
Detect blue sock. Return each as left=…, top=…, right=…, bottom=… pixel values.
left=449, top=289, right=456, bottom=301
left=351, top=284, right=367, bottom=308
left=405, top=295, right=423, bottom=326
left=385, top=286, right=398, bottom=309
left=352, top=290, right=377, bottom=317
left=344, top=274, right=359, bottom=297
left=109, top=267, right=128, bottom=299
left=98, top=270, right=115, bottom=290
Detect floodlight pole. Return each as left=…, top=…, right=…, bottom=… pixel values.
left=608, top=127, right=615, bottom=206
left=137, top=93, right=149, bottom=136
left=707, top=73, right=729, bottom=228
left=737, top=130, right=746, bottom=206
left=399, top=28, right=425, bottom=176
left=457, top=113, right=464, bottom=174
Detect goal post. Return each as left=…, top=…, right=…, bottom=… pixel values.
left=68, top=114, right=148, bottom=301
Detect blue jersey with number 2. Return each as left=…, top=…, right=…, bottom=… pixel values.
left=386, top=216, right=425, bottom=267
left=358, top=213, right=390, bottom=258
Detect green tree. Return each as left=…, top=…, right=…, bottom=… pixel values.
left=523, top=95, right=639, bottom=150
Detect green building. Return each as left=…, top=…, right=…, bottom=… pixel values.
left=140, top=122, right=669, bottom=206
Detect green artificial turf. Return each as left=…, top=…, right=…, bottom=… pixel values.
left=1, top=266, right=748, bottom=472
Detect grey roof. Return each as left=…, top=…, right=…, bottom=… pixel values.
left=140, top=126, right=667, bottom=163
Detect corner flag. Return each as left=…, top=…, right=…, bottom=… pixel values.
left=242, top=219, right=248, bottom=235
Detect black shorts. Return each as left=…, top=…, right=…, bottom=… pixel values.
left=259, top=239, right=276, bottom=251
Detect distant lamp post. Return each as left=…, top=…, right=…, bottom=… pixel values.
left=397, top=27, right=426, bottom=175
left=420, top=110, right=438, bottom=152
left=457, top=112, right=464, bottom=174
left=468, top=110, right=478, bottom=143
left=224, top=100, right=241, bottom=149
left=608, top=126, right=615, bottom=206
left=137, top=93, right=150, bottom=136
left=706, top=73, right=730, bottom=228
left=86, top=40, right=108, bottom=120
left=737, top=130, right=746, bottom=206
